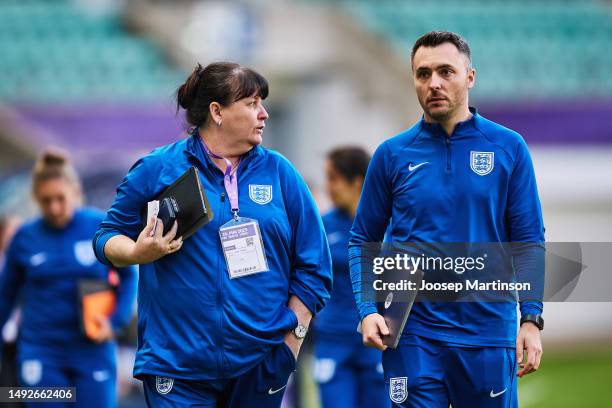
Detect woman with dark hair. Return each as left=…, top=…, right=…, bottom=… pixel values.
left=313, top=147, right=388, bottom=408
left=0, top=150, right=138, bottom=408
left=93, top=62, right=332, bottom=407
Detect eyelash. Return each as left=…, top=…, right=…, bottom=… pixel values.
left=418, top=70, right=452, bottom=78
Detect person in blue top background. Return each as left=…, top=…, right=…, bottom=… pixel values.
left=0, top=214, right=22, bottom=408
left=351, top=31, right=545, bottom=407
left=313, top=147, right=388, bottom=408
left=92, top=62, right=332, bottom=407
left=0, top=150, right=138, bottom=408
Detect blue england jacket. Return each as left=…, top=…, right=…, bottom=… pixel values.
left=0, top=208, right=137, bottom=358
left=350, top=108, right=544, bottom=347
left=314, top=209, right=360, bottom=339
left=93, top=132, right=332, bottom=380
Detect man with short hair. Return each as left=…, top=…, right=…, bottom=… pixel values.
left=350, top=31, right=544, bottom=407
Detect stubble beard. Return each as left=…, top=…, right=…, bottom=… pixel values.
left=423, top=101, right=454, bottom=123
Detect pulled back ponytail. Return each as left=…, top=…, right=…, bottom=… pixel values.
left=32, top=148, right=81, bottom=196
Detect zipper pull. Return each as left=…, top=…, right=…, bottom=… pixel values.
left=220, top=192, right=226, bottom=202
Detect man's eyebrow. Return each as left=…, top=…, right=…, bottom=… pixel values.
left=416, top=64, right=456, bottom=71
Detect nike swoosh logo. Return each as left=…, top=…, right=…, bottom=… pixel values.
left=490, top=388, right=507, bottom=398
left=268, top=384, right=287, bottom=395
left=30, top=252, right=47, bottom=266
left=408, top=162, right=428, bottom=171
left=327, top=232, right=343, bottom=245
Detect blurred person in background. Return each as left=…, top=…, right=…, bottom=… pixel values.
left=352, top=31, right=545, bottom=407
left=0, top=216, right=21, bottom=265
left=313, top=147, right=388, bottom=408
left=0, top=215, right=22, bottom=408
left=0, top=150, right=138, bottom=408
left=92, top=62, right=332, bottom=407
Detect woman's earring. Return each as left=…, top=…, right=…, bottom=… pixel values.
left=217, top=119, right=222, bottom=127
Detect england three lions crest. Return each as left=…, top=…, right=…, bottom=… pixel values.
left=156, top=376, right=174, bottom=394
left=389, top=377, right=408, bottom=404
left=74, top=240, right=97, bottom=266
left=249, top=184, right=273, bottom=205
left=470, top=151, right=494, bottom=176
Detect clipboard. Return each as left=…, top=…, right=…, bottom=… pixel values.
left=142, top=167, right=214, bottom=240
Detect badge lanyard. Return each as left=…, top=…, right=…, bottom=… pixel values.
left=200, top=139, right=241, bottom=221
left=200, top=135, right=269, bottom=278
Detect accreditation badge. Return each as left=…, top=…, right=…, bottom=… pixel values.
left=219, top=217, right=269, bottom=279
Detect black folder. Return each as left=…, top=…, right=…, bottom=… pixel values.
left=142, top=167, right=214, bottom=240
left=379, top=268, right=423, bottom=349
left=356, top=267, right=423, bottom=349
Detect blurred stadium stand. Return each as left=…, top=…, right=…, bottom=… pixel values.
left=0, top=0, right=189, bottom=217
left=0, top=0, right=183, bottom=103
left=315, top=0, right=612, bottom=101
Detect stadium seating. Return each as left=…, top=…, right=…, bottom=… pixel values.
left=317, top=0, right=612, bottom=101
left=0, top=0, right=183, bottom=103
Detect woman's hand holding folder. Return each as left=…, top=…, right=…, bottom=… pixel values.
left=131, top=216, right=183, bottom=264
left=105, top=216, right=183, bottom=267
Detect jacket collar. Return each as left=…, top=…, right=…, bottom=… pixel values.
left=419, top=106, right=480, bottom=138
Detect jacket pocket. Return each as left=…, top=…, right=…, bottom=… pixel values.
left=255, top=342, right=296, bottom=392
left=281, top=306, right=299, bottom=332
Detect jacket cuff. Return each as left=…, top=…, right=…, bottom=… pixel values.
left=289, top=281, right=323, bottom=316
left=357, top=303, right=378, bottom=321
left=519, top=301, right=543, bottom=317
left=93, top=230, right=120, bottom=267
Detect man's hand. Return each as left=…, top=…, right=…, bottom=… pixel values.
left=516, top=322, right=543, bottom=377
left=361, top=313, right=389, bottom=351
left=131, top=217, right=182, bottom=264
left=91, top=315, right=114, bottom=343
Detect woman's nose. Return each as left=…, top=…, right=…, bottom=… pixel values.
left=259, top=105, right=269, bottom=120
